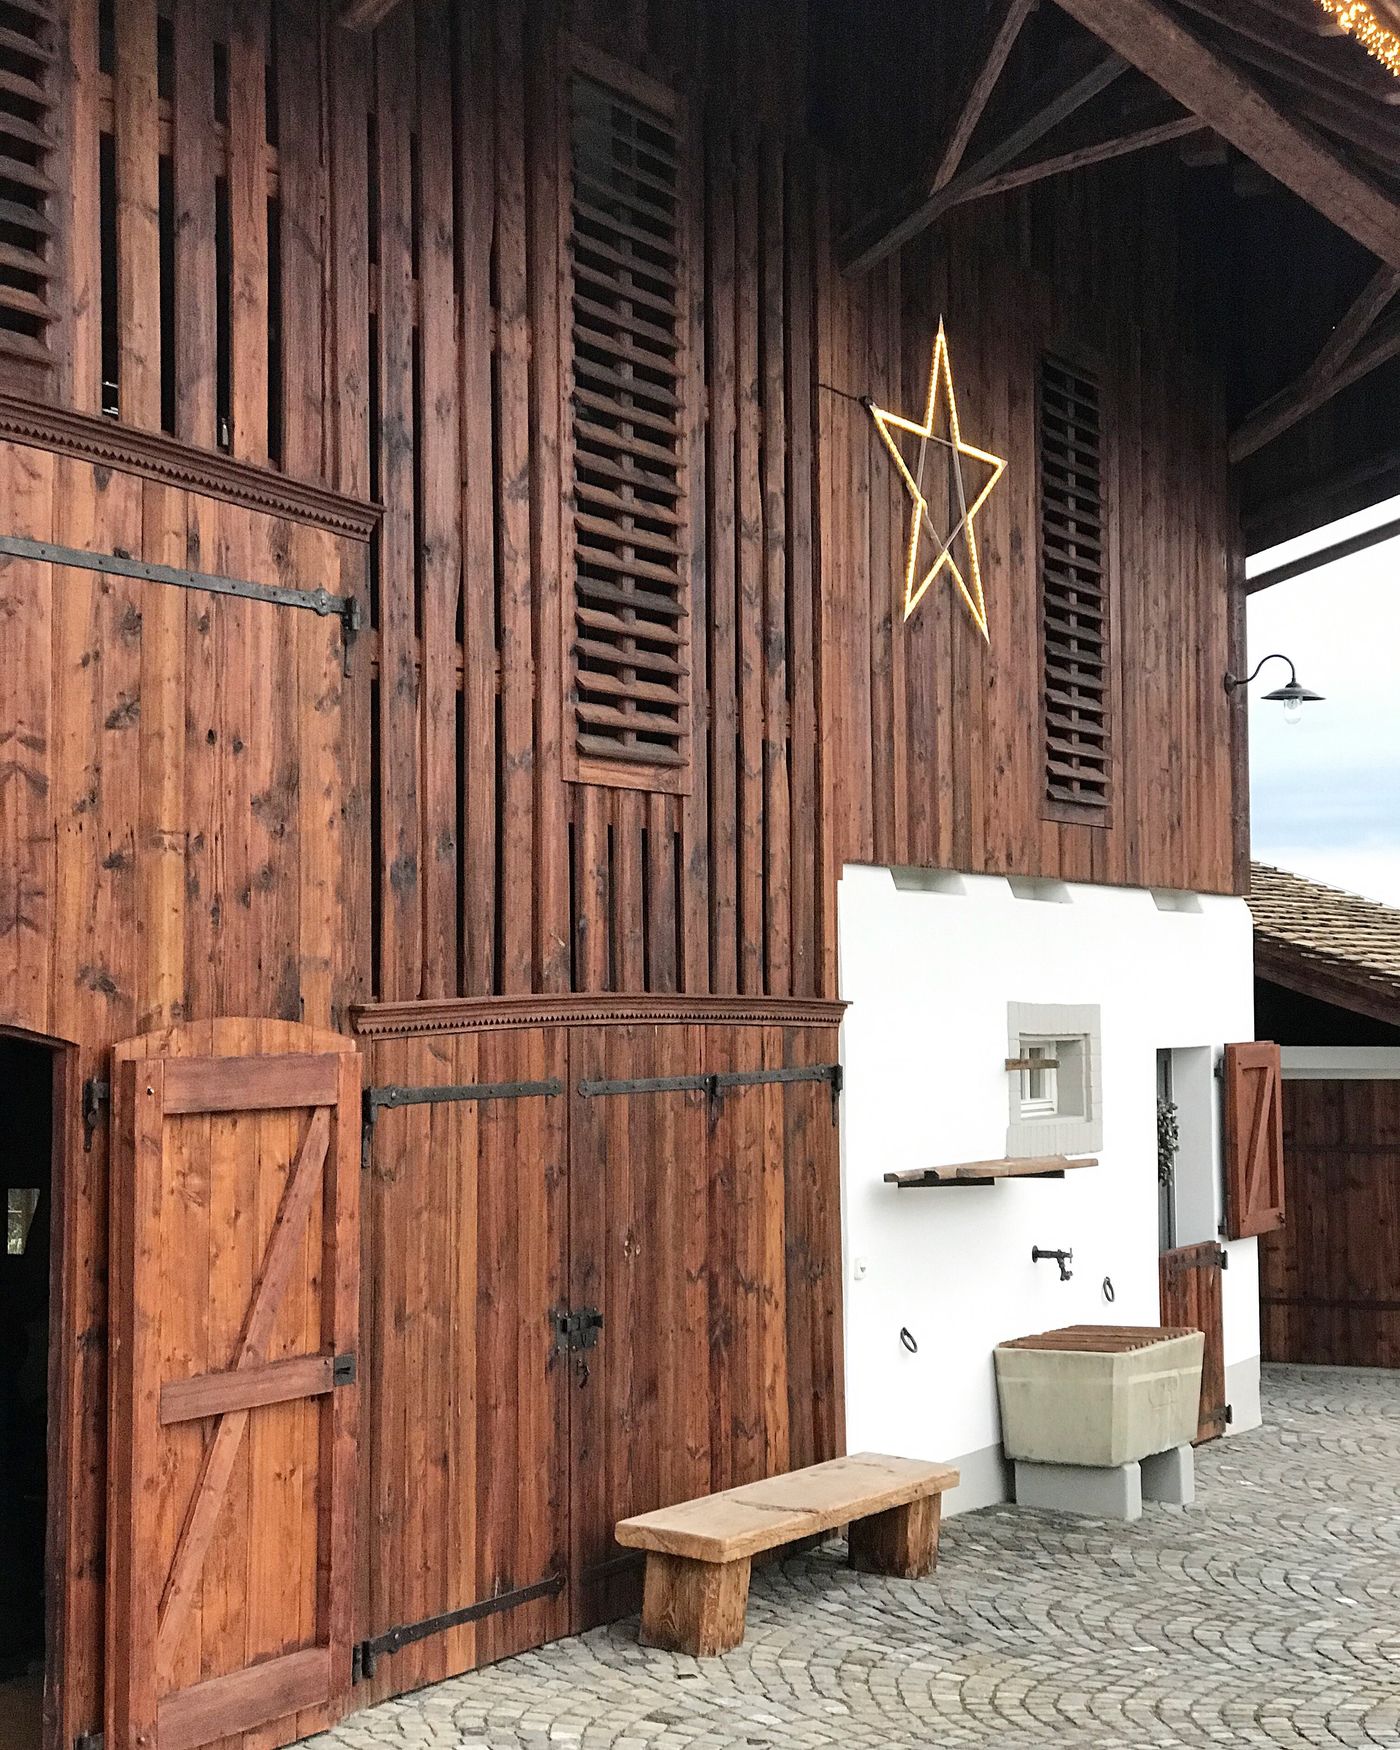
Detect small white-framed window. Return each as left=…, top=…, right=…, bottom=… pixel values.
left=1020, top=1043, right=1060, bottom=1118
left=1007, top=1003, right=1103, bottom=1155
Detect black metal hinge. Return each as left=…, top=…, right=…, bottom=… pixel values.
left=352, top=1573, right=565, bottom=1683
left=553, top=1307, right=603, bottom=1353
left=0, top=534, right=363, bottom=676
left=577, top=1062, right=844, bottom=1125
left=360, top=1076, right=564, bottom=1170
left=75, top=1732, right=103, bottom=1750
left=332, top=1352, right=357, bottom=1387
left=1225, top=1402, right=1234, bottom=1425
left=82, top=1078, right=109, bottom=1153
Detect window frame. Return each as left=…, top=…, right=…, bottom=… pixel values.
left=1007, top=1002, right=1104, bottom=1156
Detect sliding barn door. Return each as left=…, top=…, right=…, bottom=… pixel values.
left=107, top=1020, right=360, bottom=1750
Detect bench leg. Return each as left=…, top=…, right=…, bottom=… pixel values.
left=639, top=1552, right=752, bottom=1657
left=847, top=1494, right=942, bottom=1580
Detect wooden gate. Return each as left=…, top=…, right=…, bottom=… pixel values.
left=1260, top=1079, right=1400, bottom=1368
left=107, top=1020, right=360, bottom=1750
left=1159, top=1242, right=1228, bottom=1442
left=568, top=1022, right=844, bottom=1629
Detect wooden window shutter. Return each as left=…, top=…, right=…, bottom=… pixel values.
left=0, top=0, right=58, bottom=392
left=565, top=50, right=691, bottom=790
left=1040, top=353, right=1110, bottom=817
left=1223, top=1040, right=1286, bottom=1239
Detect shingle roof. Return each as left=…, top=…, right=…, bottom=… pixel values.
left=1249, top=862, right=1400, bottom=1016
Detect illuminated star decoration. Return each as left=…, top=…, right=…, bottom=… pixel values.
left=866, top=320, right=1006, bottom=643
left=1318, top=1, right=1400, bottom=78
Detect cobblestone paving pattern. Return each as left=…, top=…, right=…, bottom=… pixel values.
left=312, top=1366, right=1400, bottom=1750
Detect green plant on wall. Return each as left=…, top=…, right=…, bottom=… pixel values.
left=1157, top=1095, right=1180, bottom=1188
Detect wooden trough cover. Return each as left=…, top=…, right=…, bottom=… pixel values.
left=999, top=1324, right=1198, bottom=1354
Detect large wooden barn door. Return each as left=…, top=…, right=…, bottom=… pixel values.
left=567, top=1022, right=844, bottom=1630
left=1261, top=1079, right=1400, bottom=1367
left=106, top=1020, right=360, bottom=1750
left=1159, top=1242, right=1229, bottom=1442
left=353, top=1028, right=570, bottom=1705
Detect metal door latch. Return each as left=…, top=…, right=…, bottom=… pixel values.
left=553, top=1308, right=604, bottom=1353
left=82, top=1079, right=109, bottom=1152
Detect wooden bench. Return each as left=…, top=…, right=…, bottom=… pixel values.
left=615, top=1452, right=959, bottom=1656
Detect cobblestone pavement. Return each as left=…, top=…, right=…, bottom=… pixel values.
left=312, top=1366, right=1400, bottom=1750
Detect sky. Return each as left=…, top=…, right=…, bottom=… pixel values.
left=1246, top=494, right=1400, bottom=906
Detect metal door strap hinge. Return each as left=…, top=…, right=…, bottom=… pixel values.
left=75, top=1732, right=103, bottom=1750
left=553, top=1307, right=604, bottom=1352
left=577, top=1062, right=843, bottom=1123
left=1225, top=1402, right=1234, bottom=1425
left=360, top=1076, right=564, bottom=1169
left=352, top=1573, right=565, bottom=1682
left=82, top=1078, right=110, bottom=1153
left=0, top=534, right=362, bottom=675
left=1218, top=1245, right=1229, bottom=1269
left=332, top=1352, right=357, bottom=1387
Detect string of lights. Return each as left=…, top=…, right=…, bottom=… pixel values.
left=1318, top=1, right=1400, bottom=80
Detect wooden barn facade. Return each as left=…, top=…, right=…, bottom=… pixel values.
left=0, top=1, right=1396, bottom=1747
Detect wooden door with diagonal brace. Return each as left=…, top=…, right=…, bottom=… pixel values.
left=106, top=1020, right=360, bottom=1750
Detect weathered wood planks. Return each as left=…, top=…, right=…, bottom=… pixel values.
left=28, top=0, right=1242, bottom=1027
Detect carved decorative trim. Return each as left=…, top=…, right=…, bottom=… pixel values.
left=352, top=992, right=848, bottom=1038
left=0, top=393, right=381, bottom=540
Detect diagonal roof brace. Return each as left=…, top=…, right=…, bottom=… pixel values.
left=1051, top=0, right=1400, bottom=271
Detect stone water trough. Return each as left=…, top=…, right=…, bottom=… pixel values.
left=994, top=1325, right=1205, bottom=1519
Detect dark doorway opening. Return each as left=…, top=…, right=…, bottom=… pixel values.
left=0, top=1036, right=54, bottom=1750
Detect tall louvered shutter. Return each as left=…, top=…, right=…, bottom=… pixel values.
left=1040, top=354, right=1110, bottom=816
left=0, top=0, right=57, bottom=390
left=566, top=60, right=691, bottom=788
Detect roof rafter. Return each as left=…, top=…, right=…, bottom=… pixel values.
left=948, top=111, right=1205, bottom=206
left=337, top=0, right=406, bottom=31
left=927, top=0, right=1039, bottom=194
left=1174, top=0, right=1400, bottom=107
left=843, top=41, right=1129, bottom=273
left=1231, top=263, right=1400, bottom=460
left=1052, top=0, right=1400, bottom=268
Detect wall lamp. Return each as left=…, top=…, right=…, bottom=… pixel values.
left=1223, top=653, right=1324, bottom=725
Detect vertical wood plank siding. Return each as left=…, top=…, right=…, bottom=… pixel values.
left=30, top=0, right=1240, bottom=1018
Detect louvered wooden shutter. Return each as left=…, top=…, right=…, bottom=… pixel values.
left=1223, top=1041, right=1286, bottom=1239
left=1040, top=354, right=1109, bottom=816
left=565, top=56, right=691, bottom=789
left=0, top=0, right=58, bottom=392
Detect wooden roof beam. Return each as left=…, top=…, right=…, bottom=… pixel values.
left=948, top=111, right=1205, bottom=206
left=843, top=42, right=1129, bottom=273
left=1247, top=512, right=1400, bottom=591
left=1173, top=0, right=1400, bottom=107
left=1231, top=264, right=1400, bottom=459
left=1051, top=0, right=1400, bottom=269
left=337, top=0, right=406, bottom=30
left=926, top=0, right=1039, bottom=195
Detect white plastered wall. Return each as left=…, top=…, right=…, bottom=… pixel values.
left=837, top=866, right=1259, bottom=1513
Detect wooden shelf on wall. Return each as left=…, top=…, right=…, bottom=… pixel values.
left=883, top=1155, right=1098, bottom=1188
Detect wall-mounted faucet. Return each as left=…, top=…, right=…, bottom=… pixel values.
left=1031, top=1245, right=1074, bottom=1282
